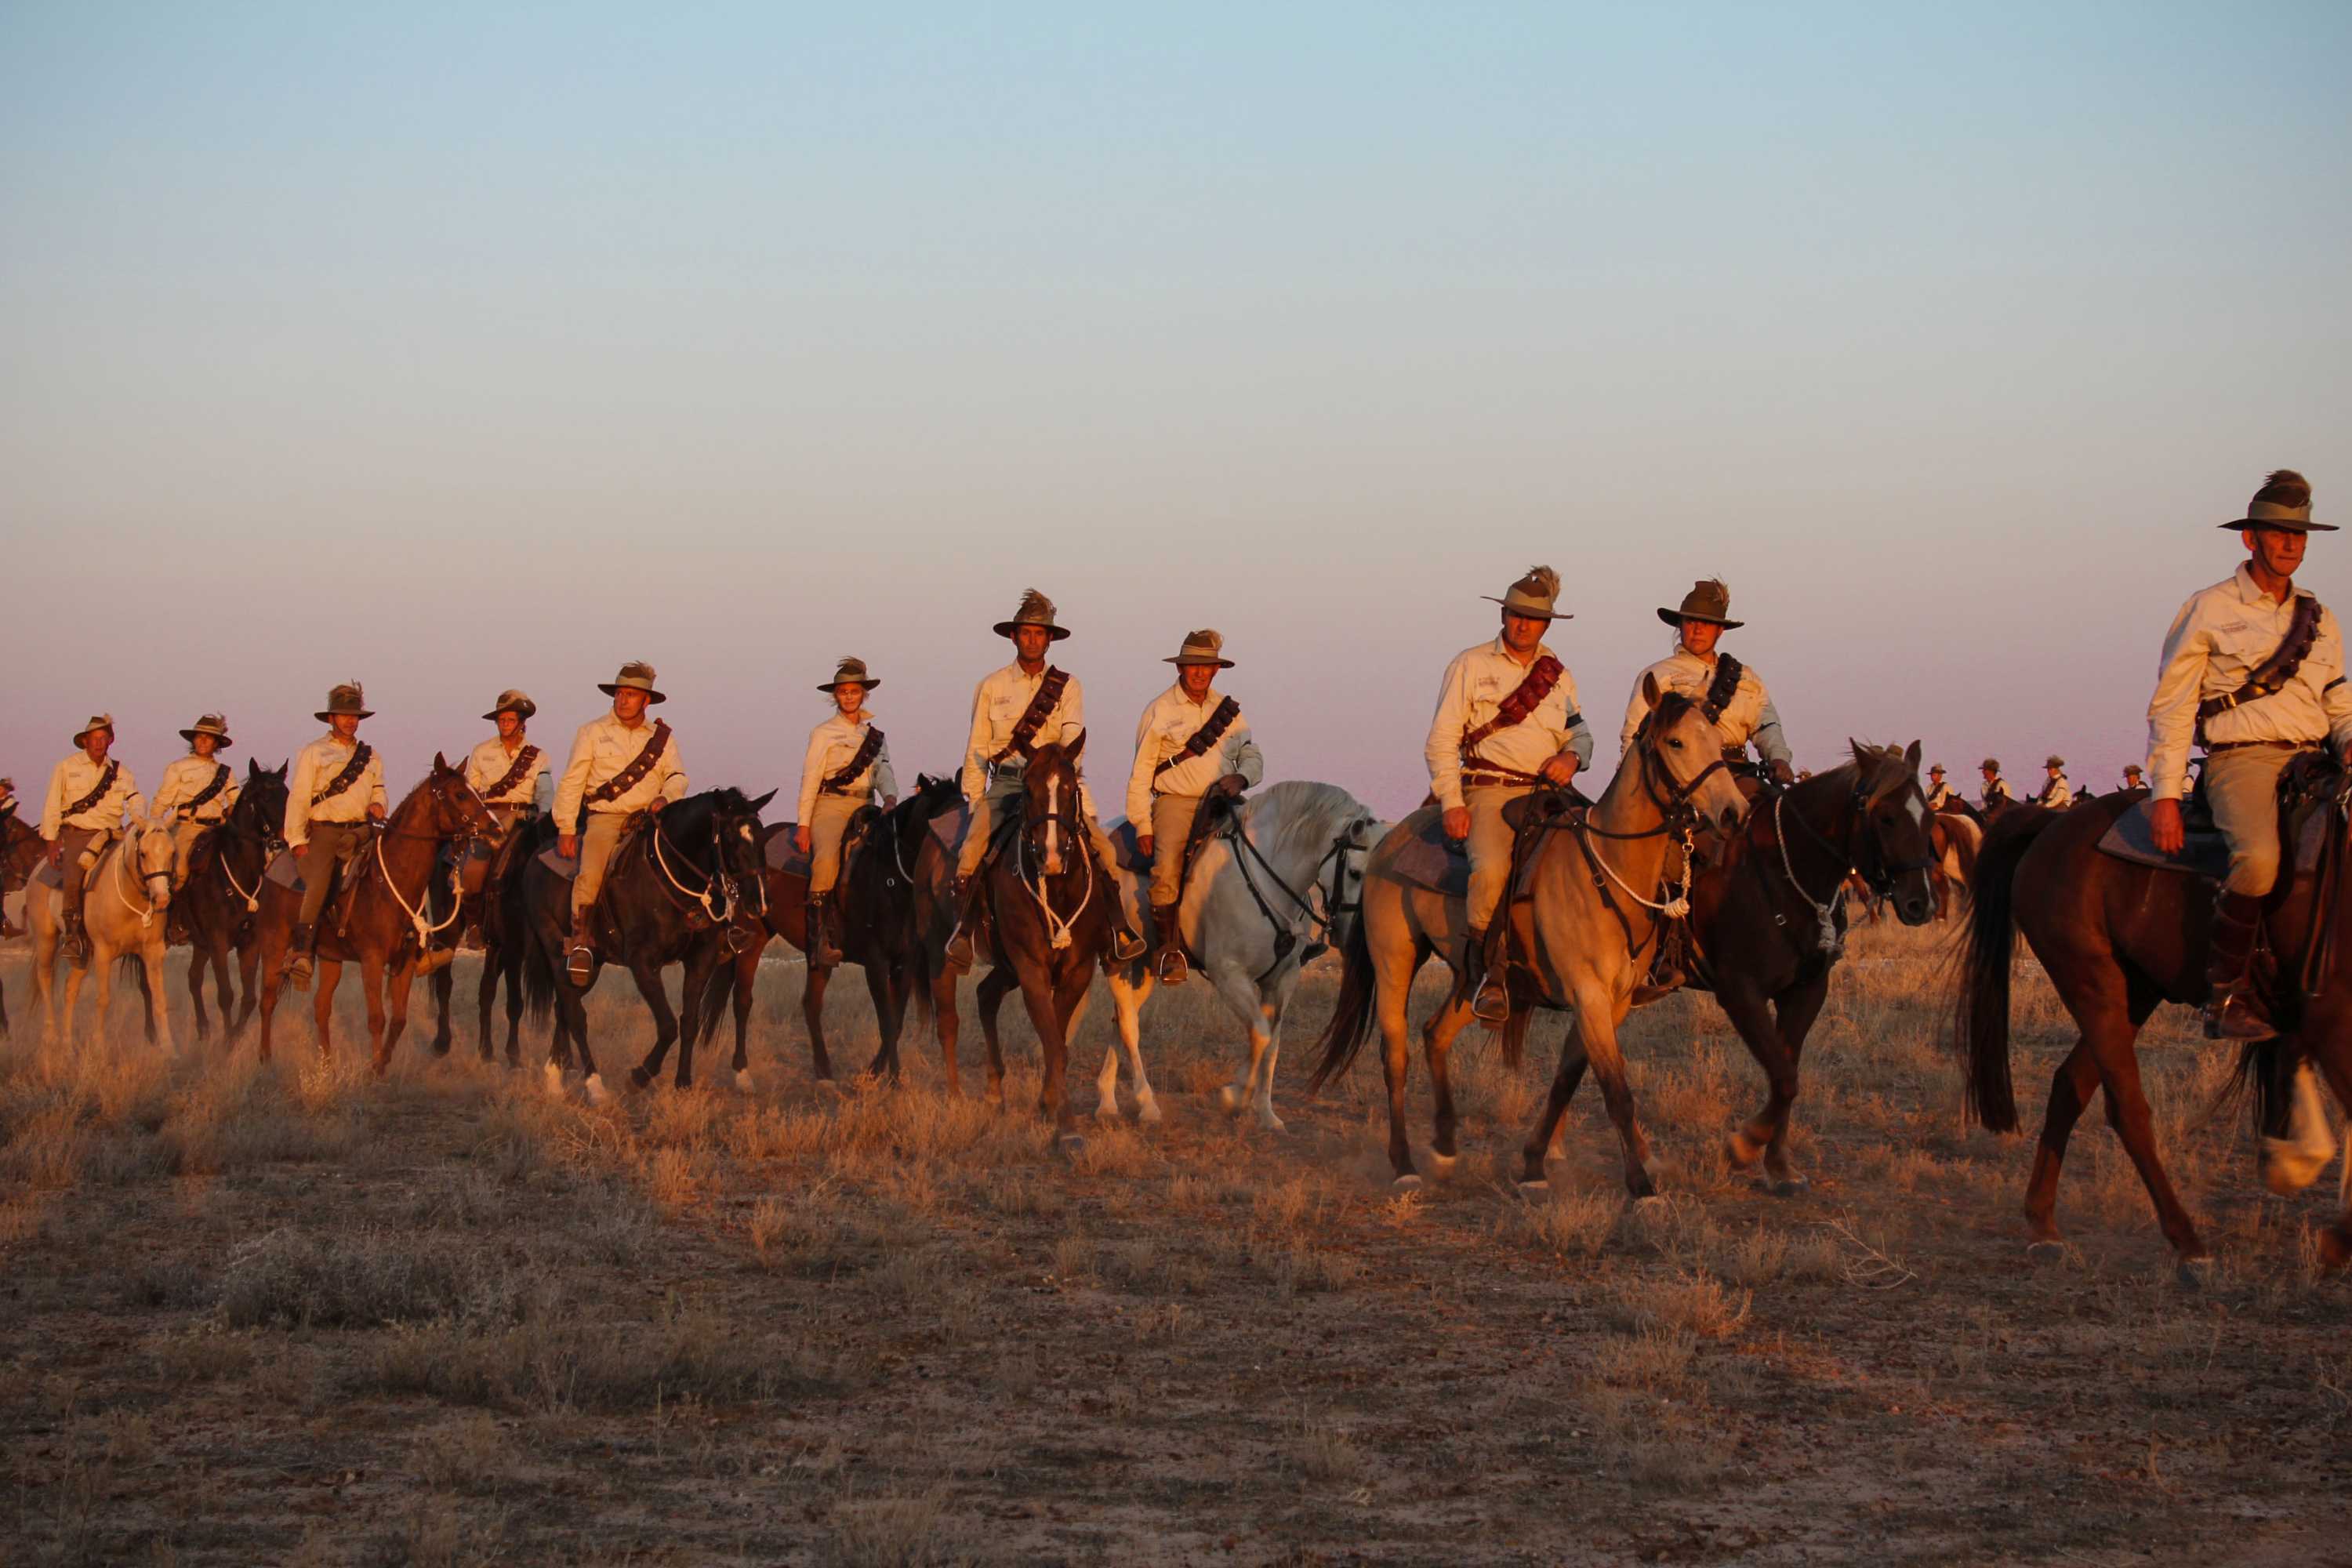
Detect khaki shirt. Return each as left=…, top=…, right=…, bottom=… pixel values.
left=554, top=710, right=689, bottom=832
left=1617, top=648, right=1791, bottom=764
left=2145, top=564, right=2352, bottom=800
left=285, top=732, right=387, bottom=846
left=1924, top=782, right=1954, bottom=811
left=1981, top=777, right=2011, bottom=808
left=2036, top=775, right=2073, bottom=810
left=797, top=712, right=897, bottom=822
left=1424, top=637, right=1594, bottom=813
left=39, top=753, right=144, bottom=840
left=961, top=662, right=1087, bottom=800
left=152, top=754, right=240, bottom=823
left=1127, top=684, right=1265, bottom=823
left=466, top=735, right=550, bottom=808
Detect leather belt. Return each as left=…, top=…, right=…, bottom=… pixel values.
left=2204, top=740, right=2319, bottom=754
left=1460, top=773, right=1537, bottom=791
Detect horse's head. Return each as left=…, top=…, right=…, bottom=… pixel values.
left=1636, top=678, right=1750, bottom=835
left=423, top=753, right=499, bottom=843
left=131, top=818, right=176, bottom=910
left=705, top=787, right=776, bottom=920
left=1844, top=739, right=1936, bottom=926
left=235, top=759, right=292, bottom=845
left=1323, top=809, right=1381, bottom=955
left=1022, top=737, right=1086, bottom=877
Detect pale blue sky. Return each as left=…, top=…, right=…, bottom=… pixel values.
left=5, top=3, right=2347, bottom=813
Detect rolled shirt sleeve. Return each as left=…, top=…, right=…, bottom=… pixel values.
left=1751, top=696, right=1793, bottom=768
left=2143, top=594, right=2210, bottom=801
left=960, top=684, right=993, bottom=802
left=1424, top=653, right=1474, bottom=814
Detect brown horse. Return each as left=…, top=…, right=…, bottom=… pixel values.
left=178, top=760, right=289, bottom=1043
left=250, top=757, right=496, bottom=1071
left=1686, top=745, right=1938, bottom=1193
left=1310, top=685, right=1751, bottom=1192
left=2, top=808, right=44, bottom=1035
left=1954, top=786, right=2352, bottom=1272
left=694, top=772, right=963, bottom=1088
left=1928, top=810, right=1981, bottom=920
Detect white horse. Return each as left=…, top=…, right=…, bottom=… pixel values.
left=24, top=818, right=176, bottom=1048
left=1098, top=781, right=1384, bottom=1129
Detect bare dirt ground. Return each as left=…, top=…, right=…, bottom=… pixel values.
left=2, top=918, right=2347, bottom=1566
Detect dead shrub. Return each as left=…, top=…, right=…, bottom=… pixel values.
left=1609, top=1271, right=1749, bottom=1340
left=826, top=1481, right=968, bottom=1568
left=1506, top=1186, right=1617, bottom=1259
left=217, top=1227, right=539, bottom=1330
left=412, top=1411, right=516, bottom=1494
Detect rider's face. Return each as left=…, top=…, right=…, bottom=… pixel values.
left=832, top=681, right=866, bottom=716
left=1013, top=626, right=1053, bottom=666
left=1178, top=663, right=1215, bottom=700
left=328, top=714, right=361, bottom=741
left=1679, top=619, right=1722, bottom=657
left=191, top=734, right=218, bottom=758
left=83, top=729, right=112, bottom=762
left=495, top=711, right=524, bottom=740
left=2245, top=524, right=2307, bottom=583
left=612, top=688, right=649, bottom=724
left=1500, top=611, right=1547, bottom=655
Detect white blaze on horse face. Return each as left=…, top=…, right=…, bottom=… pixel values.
left=1903, top=791, right=1926, bottom=827
left=1044, top=773, right=1062, bottom=875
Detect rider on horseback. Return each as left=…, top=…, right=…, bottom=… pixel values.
left=797, top=657, right=898, bottom=969
left=1980, top=759, right=2013, bottom=814
left=40, top=713, right=145, bottom=969
left=1426, top=565, right=1592, bottom=1027
left=1618, top=579, right=1796, bottom=793
left=467, top=690, right=549, bottom=829
left=946, top=590, right=1147, bottom=969
left=281, top=684, right=387, bottom=989
left=555, top=662, right=688, bottom=985
left=2147, top=468, right=2352, bottom=1041
left=1924, top=764, right=1954, bottom=811
left=2034, top=756, right=2074, bottom=810
left=151, top=713, right=240, bottom=892
left=2122, top=763, right=2144, bottom=790
left=1127, top=629, right=1264, bottom=985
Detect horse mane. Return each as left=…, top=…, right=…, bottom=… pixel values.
left=1252, top=781, right=1368, bottom=864
left=1843, top=742, right=1918, bottom=808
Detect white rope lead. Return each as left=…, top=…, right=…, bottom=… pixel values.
left=1774, top=793, right=1847, bottom=957
left=376, top=833, right=464, bottom=949
left=1018, top=826, right=1094, bottom=950
left=1584, top=824, right=1693, bottom=920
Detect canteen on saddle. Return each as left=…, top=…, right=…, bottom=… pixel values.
left=2095, top=753, right=2343, bottom=884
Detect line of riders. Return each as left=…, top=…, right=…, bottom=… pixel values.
left=3, top=467, right=2340, bottom=1058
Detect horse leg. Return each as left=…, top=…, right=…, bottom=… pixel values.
left=1012, top=964, right=1077, bottom=1138
left=430, top=964, right=453, bottom=1057
left=930, top=960, right=964, bottom=1098
left=1577, top=990, right=1656, bottom=1200
left=361, top=951, right=396, bottom=1073
left=975, top=965, right=1014, bottom=1109
left=187, top=937, right=212, bottom=1043
left=862, top=964, right=903, bottom=1093
left=1421, top=994, right=1477, bottom=1173
left=800, top=963, right=844, bottom=1083
left=1208, top=962, right=1283, bottom=1131
left=2093, top=1033, right=2208, bottom=1268
left=501, top=948, right=526, bottom=1067
left=145, top=942, right=174, bottom=1054
left=1721, top=975, right=1813, bottom=1194
left=374, top=956, right=416, bottom=1076
left=675, top=951, right=721, bottom=1091
left=1101, top=970, right=1161, bottom=1126
left=312, top=960, right=341, bottom=1058
left=1375, top=955, right=1420, bottom=1186
left=627, top=961, right=684, bottom=1090
left=231, top=936, right=262, bottom=1040
left=255, top=949, right=281, bottom=1062
left=2303, top=1036, right=2352, bottom=1271
left=476, top=944, right=499, bottom=1062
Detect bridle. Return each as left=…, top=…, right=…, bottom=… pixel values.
left=373, top=776, right=499, bottom=949
left=1553, top=710, right=1734, bottom=956
left=648, top=805, right=761, bottom=929
left=212, top=789, right=285, bottom=915
left=1015, top=762, right=1095, bottom=951
left=111, top=826, right=174, bottom=928
left=1762, top=764, right=1935, bottom=957
left=1219, top=800, right=1375, bottom=982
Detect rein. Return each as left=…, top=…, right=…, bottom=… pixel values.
left=1559, top=727, right=1713, bottom=957
left=1016, top=803, right=1095, bottom=951
left=368, top=782, right=495, bottom=949
left=1218, top=802, right=1373, bottom=982
left=649, top=817, right=735, bottom=925
left=111, top=833, right=171, bottom=928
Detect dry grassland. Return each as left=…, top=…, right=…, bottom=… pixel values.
left=2, top=921, right=2346, bottom=1566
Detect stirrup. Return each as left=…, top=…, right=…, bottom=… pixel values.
left=1156, top=946, right=1189, bottom=985
left=2202, top=989, right=2275, bottom=1042
left=565, top=938, right=595, bottom=986
left=1112, top=927, right=1147, bottom=963
left=1470, top=972, right=1512, bottom=1025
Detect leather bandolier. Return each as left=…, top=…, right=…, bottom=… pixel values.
left=587, top=722, right=670, bottom=806
left=993, top=669, right=1070, bottom=765
left=60, top=760, right=121, bottom=822
left=1153, top=697, right=1240, bottom=779
left=180, top=764, right=231, bottom=818
left=482, top=744, right=542, bottom=805
left=1457, top=655, right=1566, bottom=787
left=821, top=728, right=885, bottom=794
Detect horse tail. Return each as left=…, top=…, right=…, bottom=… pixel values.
left=1954, top=810, right=2058, bottom=1134
left=1306, top=906, right=1377, bottom=1093
left=2219, top=1036, right=2295, bottom=1140
left=520, top=922, right=557, bottom=1026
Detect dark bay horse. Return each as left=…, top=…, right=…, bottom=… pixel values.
left=694, top=772, right=962, bottom=1088
left=514, top=788, right=771, bottom=1096
left=2, top=808, right=44, bottom=1036
left=1311, top=686, right=1751, bottom=1192
left=252, top=757, right=496, bottom=1071
left=1684, top=743, right=1937, bottom=1192
left=1955, top=787, right=2352, bottom=1272
left=179, top=760, right=289, bottom=1044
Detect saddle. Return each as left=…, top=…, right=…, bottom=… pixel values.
left=266, top=837, right=376, bottom=931
left=2095, top=755, right=2339, bottom=884
left=1109, top=793, right=1236, bottom=889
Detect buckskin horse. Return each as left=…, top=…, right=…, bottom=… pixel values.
left=1098, top=781, right=1383, bottom=1130
left=1954, top=777, right=2352, bottom=1273
left=251, top=757, right=496, bottom=1071
left=693, top=771, right=962, bottom=1090
left=1311, top=682, right=1751, bottom=1192
left=1681, top=743, right=1938, bottom=1193
left=178, top=759, right=289, bottom=1044
left=23, top=818, right=178, bottom=1048
left=514, top=787, right=771, bottom=1098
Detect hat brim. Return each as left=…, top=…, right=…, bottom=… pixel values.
left=993, top=622, right=1072, bottom=641
left=1165, top=655, right=1235, bottom=668
left=817, top=678, right=879, bottom=691
left=1482, top=597, right=1566, bottom=620
left=71, top=725, right=114, bottom=746
left=2222, top=518, right=2337, bottom=532
left=315, top=710, right=375, bottom=723
left=481, top=708, right=535, bottom=722
left=1657, top=608, right=1744, bottom=630
left=179, top=729, right=235, bottom=747
left=597, top=684, right=666, bottom=703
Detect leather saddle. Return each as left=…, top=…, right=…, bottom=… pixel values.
left=2096, top=756, right=2342, bottom=886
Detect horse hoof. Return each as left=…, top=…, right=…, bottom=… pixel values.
left=628, top=1066, right=653, bottom=1091
left=1392, top=1174, right=1422, bottom=1192
left=1218, top=1085, right=1244, bottom=1116
left=1632, top=1194, right=1668, bottom=1218
left=1095, top=1102, right=1122, bottom=1124
left=2259, top=1139, right=2329, bottom=1197
left=1726, top=1131, right=1766, bottom=1170
left=1765, top=1174, right=1810, bottom=1198
left=542, top=1062, right=566, bottom=1099
left=733, top=1069, right=754, bottom=1096
left=583, top=1074, right=610, bottom=1107
left=1058, top=1133, right=1087, bottom=1157
left=1515, top=1178, right=1550, bottom=1198
left=2175, top=1255, right=2213, bottom=1289
left=1426, top=1152, right=1459, bottom=1178
left=1136, top=1099, right=1163, bottom=1127
left=2316, top=1228, right=2352, bottom=1274
left=2025, top=1240, right=2064, bottom=1265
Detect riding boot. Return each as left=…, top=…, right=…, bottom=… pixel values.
left=566, top=904, right=598, bottom=987
left=943, top=876, right=980, bottom=969
left=1631, top=920, right=1689, bottom=1007
left=808, top=893, right=842, bottom=968
left=284, top=923, right=316, bottom=991
left=62, top=906, right=91, bottom=970
left=1152, top=901, right=1188, bottom=985
left=2202, top=888, right=2273, bottom=1041
left=1467, top=922, right=1511, bottom=1025
left=1100, top=851, right=1147, bottom=963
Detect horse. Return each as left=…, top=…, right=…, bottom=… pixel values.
left=1953, top=783, right=2352, bottom=1272
left=177, top=760, right=290, bottom=1044
left=250, top=757, right=497, bottom=1071
left=693, top=772, right=963, bottom=1090
left=1928, top=810, right=1981, bottom=920
left=1682, top=744, right=1938, bottom=1194
left=23, top=818, right=177, bottom=1048
left=456, top=817, right=544, bottom=1068
left=1097, top=781, right=1383, bottom=1129
left=1310, top=683, right=1751, bottom=1192
left=2, top=808, right=45, bottom=1035
left=512, top=787, right=773, bottom=1098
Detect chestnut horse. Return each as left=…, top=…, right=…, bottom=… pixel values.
left=1955, top=786, right=2352, bottom=1272
left=251, top=757, right=496, bottom=1071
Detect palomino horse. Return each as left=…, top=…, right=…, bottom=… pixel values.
left=512, top=788, right=771, bottom=1097
left=1098, top=781, right=1383, bottom=1129
left=1955, top=785, right=2352, bottom=1272
left=24, top=819, right=177, bottom=1048
left=1685, top=744, right=1938, bottom=1193
left=251, top=757, right=497, bottom=1071
left=694, top=772, right=964, bottom=1089
left=1927, top=811, right=1981, bottom=920
left=1311, top=684, right=1750, bottom=1191
left=179, top=760, right=289, bottom=1043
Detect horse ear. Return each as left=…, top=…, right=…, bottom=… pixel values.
left=277, top=760, right=290, bottom=779
left=433, top=751, right=452, bottom=774
left=1640, top=672, right=1661, bottom=709
left=248, top=758, right=263, bottom=779
left=1848, top=737, right=1865, bottom=768
left=1068, top=728, right=1087, bottom=764
left=1905, top=739, right=1922, bottom=770
left=750, top=788, right=778, bottom=813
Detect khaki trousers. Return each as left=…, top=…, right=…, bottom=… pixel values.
left=1149, top=793, right=1202, bottom=906
left=296, top=821, right=367, bottom=925
left=806, top=793, right=864, bottom=895
left=2205, top=746, right=2301, bottom=896
left=170, top=820, right=211, bottom=887
left=956, top=775, right=1124, bottom=885
left=1464, top=785, right=1529, bottom=931
left=56, top=826, right=106, bottom=921
left=574, top=811, right=630, bottom=916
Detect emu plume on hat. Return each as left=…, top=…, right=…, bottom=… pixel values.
left=1658, top=578, right=1743, bottom=630
left=1166, top=630, right=1234, bottom=669
left=179, top=713, right=234, bottom=748
left=2222, top=468, right=2332, bottom=532
left=993, top=588, right=1070, bottom=641
left=2045, top=754, right=2066, bottom=769
left=315, top=683, right=373, bottom=723
left=481, top=690, right=537, bottom=722
left=818, top=657, right=880, bottom=692
left=72, top=713, right=117, bottom=746
left=597, top=661, right=666, bottom=704
left=1483, top=565, right=1566, bottom=621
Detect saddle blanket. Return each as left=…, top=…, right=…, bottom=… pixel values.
left=264, top=850, right=308, bottom=893
left=764, top=824, right=811, bottom=879
left=1104, top=819, right=1152, bottom=875
left=31, top=858, right=62, bottom=891
left=2095, top=799, right=2328, bottom=880
left=535, top=847, right=581, bottom=880
left=1380, top=807, right=1469, bottom=900
left=926, top=803, right=973, bottom=856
